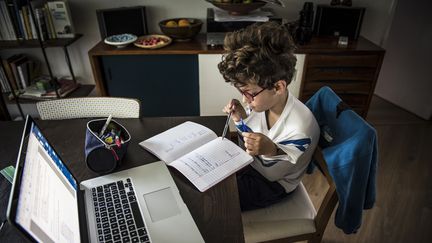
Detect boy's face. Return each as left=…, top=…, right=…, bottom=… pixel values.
left=237, top=84, right=281, bottom=112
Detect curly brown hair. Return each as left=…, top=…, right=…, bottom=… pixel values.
left=218, top=21, right=297, bottom=89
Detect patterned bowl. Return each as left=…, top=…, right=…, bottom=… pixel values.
left=104, top=33, right=138, bottom=48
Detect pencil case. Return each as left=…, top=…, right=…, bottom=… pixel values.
left=85, top=118, right=131, bottom=174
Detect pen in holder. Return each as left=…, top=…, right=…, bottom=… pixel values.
left=85, top=118, right=131, bottom=173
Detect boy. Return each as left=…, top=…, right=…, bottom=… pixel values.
left=218, top=22, right=320, bottom=211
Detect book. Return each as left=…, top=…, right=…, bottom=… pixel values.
left=34, top=7, right=48, bottom=41
left=30, top=0, right=48, bottom=41
left=21, top=5, right=32, bottom=39
left=5, top=0, right=22, bottom=39
left=0, top=0, right=16, bottom=40
left=16, top=60, right=29, bottom=89
left=8, top=0, right=25, bottom=40
left=139, top=121, right=253, bottom=192
left=0, top=65, right=12, bottom=92
left=20, top=83, right=45, bottom=97
left=18, top=9, right=28, bottom=39
left=27, top=6, right=38, bottom=39
left=1, top=56, right=19, bottom=91
left=47, top=0, right=74, bottom=38
left=43, top=4, right=55, bottom=39
left=9, top=54, right=27, bottom=91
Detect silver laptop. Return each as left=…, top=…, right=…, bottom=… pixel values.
left=7, top=116, right=204, bottom=243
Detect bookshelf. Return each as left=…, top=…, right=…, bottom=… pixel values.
left=2, top=84, right=94, bottom=104
left=0, top=34, right=82, bottom=49
left=0, top=0, right=90, bottom=120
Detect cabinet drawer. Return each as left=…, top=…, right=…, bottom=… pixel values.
left=302, top=91, right=369, bottom=106
left=303, top=80, right=371, bottom=94
left=307, top=54, right=380, bottom=67
left=305, top=66, right=376, bottom=82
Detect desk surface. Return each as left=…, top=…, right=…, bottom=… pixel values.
left=0, top=116, right=244, bottom=243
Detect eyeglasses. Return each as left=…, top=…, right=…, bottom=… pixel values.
left=237, top=87, right=266, bottom=101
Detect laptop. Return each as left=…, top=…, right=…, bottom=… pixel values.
left=7, top=116, right=204, bottom=243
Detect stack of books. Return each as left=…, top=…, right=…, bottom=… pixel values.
left=1, top=54, right=80, bottom=100
left=17, top=77, right=80, bottom=100
left=0, top=0, right=75, bottom=41
left=0, top=54, right=39, bottom=93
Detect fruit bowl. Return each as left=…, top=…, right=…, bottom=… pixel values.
left=206, top=0, right=267, bottom=15
left=104, top=33, right=137, bottom=48
left=159, top=18, right=203, bottom=41
left=134, top=35, right=172, bottom=49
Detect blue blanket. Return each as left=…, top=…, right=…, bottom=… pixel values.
left=305, top=86, right=378, bottom=234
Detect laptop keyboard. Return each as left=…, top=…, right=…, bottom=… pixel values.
left=91, top=178, right=151, bottom=243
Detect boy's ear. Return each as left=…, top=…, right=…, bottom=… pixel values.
left=274, top=80, right=288, bottom=93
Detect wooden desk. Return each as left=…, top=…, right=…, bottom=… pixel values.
left=0, top=116, right=244, bottom=243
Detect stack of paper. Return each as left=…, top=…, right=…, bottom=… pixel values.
left=213, top=8, right=273, bottom=22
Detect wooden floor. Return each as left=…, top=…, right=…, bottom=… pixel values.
left=302, top=96, right=432, bottom=243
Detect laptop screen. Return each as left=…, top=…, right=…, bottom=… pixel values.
left=14, top=120, right=81, bottom=243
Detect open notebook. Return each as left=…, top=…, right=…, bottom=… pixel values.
left=139, top=121, right=253, bottom=192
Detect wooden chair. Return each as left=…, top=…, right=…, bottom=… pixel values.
left=36, top=97, right=141, bottom=120
left=241, top=147, right=338, bottom=243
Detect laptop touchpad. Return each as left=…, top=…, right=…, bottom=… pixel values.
left=143, top=187, right=181, bottom=222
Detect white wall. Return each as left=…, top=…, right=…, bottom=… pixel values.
left=198, top=54, right=304, bottom=116
left=1, top=0, right=394, bottom=84
left=357, top=0, right=397, bottom=45
left=374, top=0, right=432, bottom=120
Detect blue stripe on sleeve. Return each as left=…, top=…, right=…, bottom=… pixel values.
left=295, top=145, right=306, bottom=151
left=279, top=138, right=311, bottom=146
left=278, top=138, right=311, bottom=152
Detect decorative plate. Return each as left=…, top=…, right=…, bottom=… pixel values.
left=104, top=33, right=137, bottom=48
left=134, top=35, right=172, bottom=49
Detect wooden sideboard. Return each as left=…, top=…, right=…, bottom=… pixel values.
left=297, top=37, right=385, bottom=117
left=88, top=34, right=384, bottom=118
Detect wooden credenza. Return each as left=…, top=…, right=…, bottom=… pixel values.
left=88, top=34, right=384, bottom=118
left=298, top=37, right=385, bottom=117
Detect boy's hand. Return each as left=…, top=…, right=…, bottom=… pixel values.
left=222, top=99, right=247, bottom=122
left=242, top=132, right=277, bottom=156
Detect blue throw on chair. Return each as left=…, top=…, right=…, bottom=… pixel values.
left=305, top=86, right=378, bottom=234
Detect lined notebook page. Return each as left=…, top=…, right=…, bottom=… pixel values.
left=170, top=138, right=253, bottom=192
left=139, top=121, right=217, bottom=163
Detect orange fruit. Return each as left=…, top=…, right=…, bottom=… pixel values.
left=166, top=20, right=178, bottom=27
left=178, top=19, right=190, bottom=27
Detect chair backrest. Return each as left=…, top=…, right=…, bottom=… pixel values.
left=36, top=97, right=141, bottom=120
left=310, top=147, right=339, bottom=241
left=305, top=86, right=378, bottom=234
